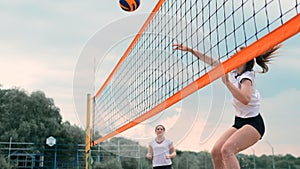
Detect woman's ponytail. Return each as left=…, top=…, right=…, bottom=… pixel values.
left=255, top=45, right=281, bottom=73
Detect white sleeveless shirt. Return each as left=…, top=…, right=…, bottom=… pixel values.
left=230, top=70, right=261, bottom=118
left=149, top=139, right=173, bottom=167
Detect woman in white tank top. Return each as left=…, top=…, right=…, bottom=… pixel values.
left=146, top=125, right=176, bottom=169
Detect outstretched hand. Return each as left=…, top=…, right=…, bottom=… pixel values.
left=173, top=43, right=191, bottom=52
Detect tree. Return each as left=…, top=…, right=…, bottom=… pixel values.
left=0, top=155, right=17, bottom=169
left=93, top=158, right=123, bottom=169
left=0, top=88, right=62, bottom=143
left=0, top=87, right=86, bottom=168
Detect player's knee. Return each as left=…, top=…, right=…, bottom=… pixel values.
left=221, top=144, right=234, bottom=159
left=211, top=145, right=222, bottom=159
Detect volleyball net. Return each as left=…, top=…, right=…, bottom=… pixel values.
left=91, top=0, right=300, bottom=146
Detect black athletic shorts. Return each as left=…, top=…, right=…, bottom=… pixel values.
left=153, top=165, right=172, bottom=169
left=232, top=113, right=265, bottom=139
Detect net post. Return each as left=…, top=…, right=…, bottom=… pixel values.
left=85, top=94, right=91, bottom=169
left=92, top=96, right=95, bottom=145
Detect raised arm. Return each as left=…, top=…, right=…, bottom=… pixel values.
left=173, top=44, right=220, bottom=66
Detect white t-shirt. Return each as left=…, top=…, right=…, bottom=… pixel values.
left=230, top=70, right=261, bottom=118
left=149, top=139, right=173, bottom=167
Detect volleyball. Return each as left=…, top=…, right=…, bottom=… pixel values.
left=119, top=0, right=140, bottom=12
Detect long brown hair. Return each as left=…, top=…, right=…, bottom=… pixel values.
left=242, top=45, right=281, bottom=73
left=255, top=45, right=281, bottom=73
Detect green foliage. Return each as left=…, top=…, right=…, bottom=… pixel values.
left=0, top=156, right=17, bottom=169
left=93, top=158, right=123, bottom=169
left=0, top=87, right=86, bottom=168
left=173, top=151, right=213, bottom=169
left=0, top=88, right=62, bottom=143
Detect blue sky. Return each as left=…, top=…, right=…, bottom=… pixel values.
left=0, top=0, right=299, bottom=157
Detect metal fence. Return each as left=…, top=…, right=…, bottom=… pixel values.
left=0, top=141, right=85, bottom=169
left=0, top=140, right=143, bottom=169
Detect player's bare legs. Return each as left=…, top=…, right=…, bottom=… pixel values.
left=211, top=127, right=237, bottom=169
left=221, top=125, right=261, bottom=169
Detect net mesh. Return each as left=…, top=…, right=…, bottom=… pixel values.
left=92, top=0, right=299, bottom=145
